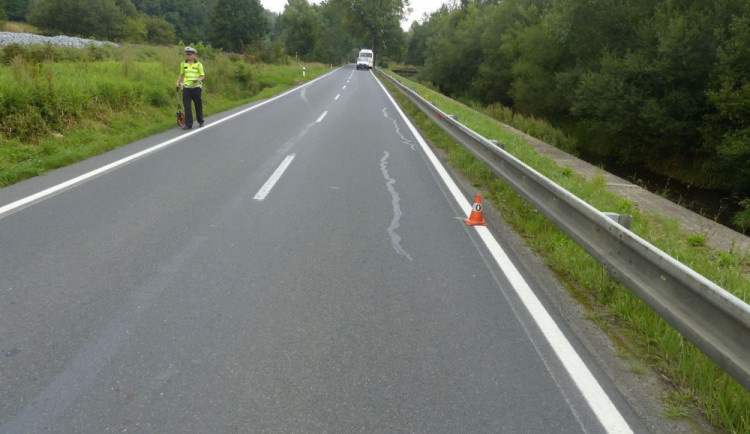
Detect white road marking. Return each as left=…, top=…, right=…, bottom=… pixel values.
left=253, top=154, right=295, bottom=201
left=0, top=69, right=339, bottom=219
left=374, top=76, right=633, bottom=434
left=342, top=85, right=347, bottom=90
left=316, top=111, right=328, bottom=123
left=335, top=94, right=340, bottom=100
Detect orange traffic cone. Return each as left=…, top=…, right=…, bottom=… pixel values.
left=464, top=194, right=487, bottom=226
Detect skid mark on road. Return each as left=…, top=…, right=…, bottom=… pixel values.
left=379, top=151, right=413, bottom=262
left=382, top=107, right=416, bottom=151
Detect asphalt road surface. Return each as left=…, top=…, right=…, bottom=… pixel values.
left=0, top=66, right=644, bottom=432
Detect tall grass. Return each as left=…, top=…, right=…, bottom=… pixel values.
left=473, top=102, right=579, bottom=154
left=0, top=44, right=329, bottom=187
left=1, top=21, right=39, bottom=33
left=383, top=71, right=750, bottom=433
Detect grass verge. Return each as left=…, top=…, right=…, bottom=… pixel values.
left=0, top=43, right=330, bottom=187
left=1, top=21, right=39, bottom=33
left=382, top=71, right=750, bottom=433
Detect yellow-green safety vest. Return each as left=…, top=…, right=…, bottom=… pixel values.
left=180, top=61, right=204, bottom=87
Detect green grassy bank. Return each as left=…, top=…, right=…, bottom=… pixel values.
left=0, top=43, right=329, bottom=187
left=382, top=71, right=750, bottom=433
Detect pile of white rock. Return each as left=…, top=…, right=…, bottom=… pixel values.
left=0, top=32, right=115, bottom=48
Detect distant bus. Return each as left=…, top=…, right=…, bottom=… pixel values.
left=356, top=49, right=374, bottom=70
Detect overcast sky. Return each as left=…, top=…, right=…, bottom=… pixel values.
left=259, top=0, right=447, bottom=30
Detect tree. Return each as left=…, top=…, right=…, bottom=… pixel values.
left=315, top=0, right=358, bottom=64
left=471, top=0, right=544, bottom=106
left=279, top=0, right=321, bottom=61
left=421, top=3, right=484, bottom=97
left=131, top=0, right=212, bottom=42
left=706, top=6, right=750, bottom=194
left=210, top=0, right=268, bottom=52
left=5, top=0, right=27, bottom=21
left=501, top=0, right=574, bottom=120
left=116, top=0, right=137, bottom=17
left=330, top=0, right=408, bottom=60
left=120, top=15, right=148, bottom=42
left=570, top=0, right=734, bottom=168
left=117, top=13, right=175, bottom=44
left=142, top=14, right=176, bottom=45
left=403, top=20, right=428, bottom=66
left=28, top=0, right=127, bottom=40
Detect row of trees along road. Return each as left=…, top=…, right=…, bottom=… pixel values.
left=405, top=0, right=750, bottom=224
left=0, top=0, right=409, bottom=64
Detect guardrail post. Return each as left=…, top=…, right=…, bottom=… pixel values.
left=489, top=140, right=505, bottom=150
left=603, top=212, right=632, bottom=230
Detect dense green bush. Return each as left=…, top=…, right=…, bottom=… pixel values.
left=0, top=0, right=7, bottom=24
left=409, top=0, right=750, bottom=198
left=24, top=0, right=205, bottom=43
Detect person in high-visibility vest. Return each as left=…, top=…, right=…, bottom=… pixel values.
left=176, top=46, right=205, bottom=130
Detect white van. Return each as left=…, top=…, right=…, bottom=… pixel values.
left=356, top=49, right=374, bottom=70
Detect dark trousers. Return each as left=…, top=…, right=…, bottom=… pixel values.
left=182, top=87, right=203, bottom=126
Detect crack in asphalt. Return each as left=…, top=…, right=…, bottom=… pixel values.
left=379, top=151, right=413, bottom=262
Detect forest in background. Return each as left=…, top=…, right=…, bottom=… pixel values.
left=2, top=0, right=750, bottom=224
left=0, top=0, right=409, bottom=63
left=403, top=0, right=750, bottom=220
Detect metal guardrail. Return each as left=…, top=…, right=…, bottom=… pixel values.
left=376, top=69, right=750, bottom=391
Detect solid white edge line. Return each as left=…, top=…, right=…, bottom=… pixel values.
left=373, top=74, right=633, bottom=434
left=316, top=111, right=328, bottom=123
left=253, top=154, right=295, bottom=201
left=0, top=69, right=340, bottom=219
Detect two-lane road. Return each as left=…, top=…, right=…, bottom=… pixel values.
left=1, top=66, right=642, bottom=432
